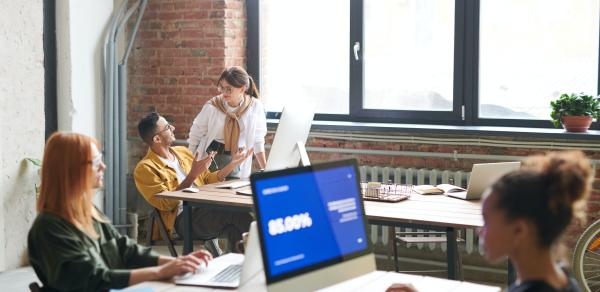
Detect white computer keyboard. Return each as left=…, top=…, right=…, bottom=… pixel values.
left=215, top=180, right=251, bottom=189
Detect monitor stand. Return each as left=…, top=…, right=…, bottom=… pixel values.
left=296, top=141, right=310, bottom=166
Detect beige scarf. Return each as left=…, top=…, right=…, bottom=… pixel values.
left=209, top=95, right=254, bottom=152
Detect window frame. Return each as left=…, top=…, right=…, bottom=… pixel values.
left=247, top=0, right=600, bottom=129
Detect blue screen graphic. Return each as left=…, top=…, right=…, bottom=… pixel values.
left=254, top=165, right=368, bottom=278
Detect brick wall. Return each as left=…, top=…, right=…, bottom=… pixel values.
left=129, top=0, right=246, bottom=140
left=127, top=0, right=599, bottom=262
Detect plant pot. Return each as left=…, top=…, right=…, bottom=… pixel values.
left=561, top=115, right=593, bottom=133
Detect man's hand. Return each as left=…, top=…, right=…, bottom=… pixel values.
left=189, top=151, right=214, bottom=178
left=216, top=148, right=253, bottom=181
left=231, top=147, right=253, bottom=166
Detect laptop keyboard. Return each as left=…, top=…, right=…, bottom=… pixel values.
left=209, top=264, right=242, bottom=283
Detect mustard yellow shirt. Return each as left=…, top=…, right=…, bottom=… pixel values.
left=134, top=146, right=219, bottom=239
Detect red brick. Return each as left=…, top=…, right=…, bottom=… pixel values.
left=181, top=30, right=205, bottom=39
left=184, top=11, right=209, bottom=19
left=174, top=1, right=187, bottom=10
left=160, top=31, right=180, bottom=40
left=187, top=1, right=212, bottom=10
left=159, top=67, right=185, bottom=76
left=159, top=49, right=181, bottom=57
left=182, top=40, right=213, bottom=48
left=186, top=78, right=214, bottom=86
left=182, top=87, right=211, bottom=95
left=159, top=87, right=180, bottom=95
left=187, top=58, right=211, bottom=66
left=158, top=12, right=180, bottom=21
left=161, top=3, right=175, bottom=11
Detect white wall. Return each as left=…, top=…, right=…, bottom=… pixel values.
left=56, top=0, right=113, bottom=140
left=56, top=0, right=114, bottom=208
left=0, top=0, right=45, bottom=270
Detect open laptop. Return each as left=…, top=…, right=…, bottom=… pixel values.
left=174, top=221, right=264, bottom=288
left=250, top=159, right=376, bottom=292
left=446, top=162, right=521, bottom=200
left=215, top=102, right=314, bottom=191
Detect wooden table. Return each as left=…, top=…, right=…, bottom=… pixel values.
left=124, top=254, right=500, bottom=291
left=156, top=182, right=484, bottom=280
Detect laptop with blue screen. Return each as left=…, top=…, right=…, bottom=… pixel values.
left=250, top=159, right=376, bottom=292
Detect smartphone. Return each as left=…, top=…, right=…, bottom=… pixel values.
left=206, top=140, right=225, bottom=154
left=195, top=149, right=217, bottom=161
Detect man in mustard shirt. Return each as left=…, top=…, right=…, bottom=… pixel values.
left=134, top=112, right=253, bottom=252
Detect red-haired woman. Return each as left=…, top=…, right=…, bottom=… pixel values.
left=28, top=132, right=211, bottom=291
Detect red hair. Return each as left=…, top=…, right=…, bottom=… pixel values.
left=37, top=132, right=100, bottom=237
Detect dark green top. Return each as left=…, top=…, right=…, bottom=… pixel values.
left=28, top=212, right=160, bottom=292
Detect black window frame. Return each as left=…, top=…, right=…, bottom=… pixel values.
left=44, top=0, right=58, bottom=139
left=246, top=0, right=600, bottom=129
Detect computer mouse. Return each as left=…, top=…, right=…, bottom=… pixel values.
left=182, top=187, right=199, bottom=193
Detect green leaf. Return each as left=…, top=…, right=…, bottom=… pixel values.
left=25, top=158, right=42, bottom=167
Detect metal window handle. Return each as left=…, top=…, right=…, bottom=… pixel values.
left=353, top=41, right=360, bottom=60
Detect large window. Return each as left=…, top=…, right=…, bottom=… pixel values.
left=248, top=0, right=600, bottom=127
left=479, top=0, right=599, bottom=120
left=259, top=0, right=349, bottom=114
left=364, top=0, right=454, bottom=111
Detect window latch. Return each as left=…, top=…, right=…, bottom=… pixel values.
left=353, top=42, right=360, bottom=61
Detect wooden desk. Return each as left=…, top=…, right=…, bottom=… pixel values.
left=156, top=182, right=483, bottom=280
left=124, top=256, right=500, bottom=291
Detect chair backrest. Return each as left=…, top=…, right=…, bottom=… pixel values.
left=28, top=282, right=41, bottom=292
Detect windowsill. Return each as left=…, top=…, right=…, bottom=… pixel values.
left=267, top=119, right=600, bottom=141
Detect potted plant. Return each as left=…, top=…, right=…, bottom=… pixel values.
left=25, top=158, right=42, bottom=196
left=550, top=93, right=600, bottom=132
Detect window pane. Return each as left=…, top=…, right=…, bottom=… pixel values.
left=260, top=0, right=349, bottom=114
left=364, top=0, right=455, bottom=111
left=479, top=0, right=599, bottom=120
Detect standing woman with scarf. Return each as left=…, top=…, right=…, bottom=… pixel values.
left=188, top=66, right=267, bottom=179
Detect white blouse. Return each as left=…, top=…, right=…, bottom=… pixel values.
left=187, top=97, right=267, bottom=179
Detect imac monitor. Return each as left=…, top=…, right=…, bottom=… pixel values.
left=250, top=159, right=375, bottom=292
left=265, top=103, right=315, bottom=171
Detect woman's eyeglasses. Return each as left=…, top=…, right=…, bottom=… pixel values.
left=217, top=85, right=236, bottom=94
left=91, top=155, right=103, bottom=171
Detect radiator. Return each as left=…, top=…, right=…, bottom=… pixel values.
left=359, top=165, right=482, bottom=255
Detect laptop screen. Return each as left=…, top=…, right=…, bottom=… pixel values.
left=250, top=159, right=371, bottom=284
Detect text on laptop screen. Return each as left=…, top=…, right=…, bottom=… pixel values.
left=253, top=164, right=368, bottom=279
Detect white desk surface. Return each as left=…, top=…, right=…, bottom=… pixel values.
left=124, top=254, right=500, bottom=292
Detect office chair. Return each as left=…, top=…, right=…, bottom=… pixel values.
left=392, top=230, right=464, bottom=280
left=28, top=282, right=42, bottom=292
left=146, top=208, right=222, bottom=257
